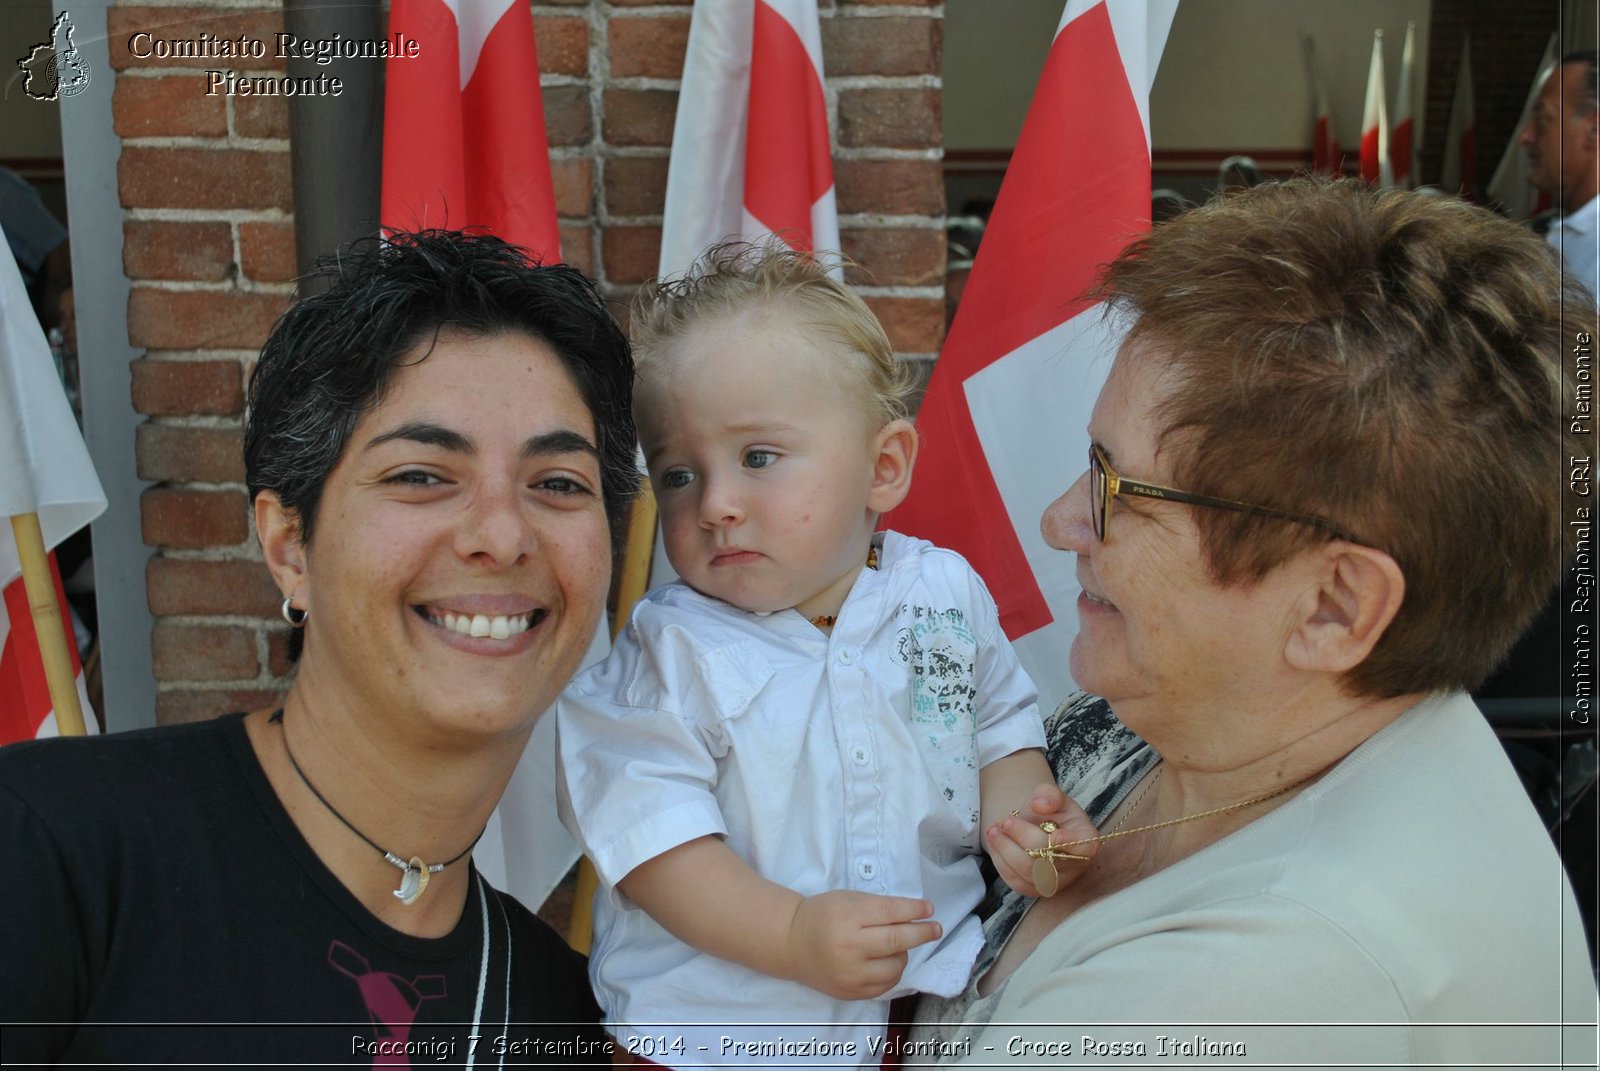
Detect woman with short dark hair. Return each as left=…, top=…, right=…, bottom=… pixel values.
left=1, top=231, right=635, bottom=1065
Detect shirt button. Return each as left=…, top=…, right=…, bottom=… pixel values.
left=851, top=746, right=870, bottom=765
left=837, top=647, right=857, bottom=666
left=857, top=859, right=876, bottom=880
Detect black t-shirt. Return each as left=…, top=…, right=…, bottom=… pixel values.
left=0, top=713, right=610, bottom=1067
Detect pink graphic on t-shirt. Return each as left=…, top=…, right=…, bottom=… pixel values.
left=329, top=940, right=448, bottom=1067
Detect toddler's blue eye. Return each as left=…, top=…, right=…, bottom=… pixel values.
left=662, top=469, right=695, bottom=489
left=744, top=450, right=775, bottom=470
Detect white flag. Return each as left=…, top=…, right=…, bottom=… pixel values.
left=0, top=244, right=104, bottom=742
left=1392, top=21, right=1416, bottom=187
left=659, top=0, right=839, bottom=277
left=1360, top=29, right=1393, bottom=188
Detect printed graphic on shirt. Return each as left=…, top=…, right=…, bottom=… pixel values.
left=895, top=604, right=980, bottom=820
left=1045, top=692, right=1146, bottom=822
left=328, top=940, right=447, bottom=1068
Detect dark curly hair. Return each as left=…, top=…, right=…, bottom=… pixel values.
left=245, top=230, right=639, bottom=553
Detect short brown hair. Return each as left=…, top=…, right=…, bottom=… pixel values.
left=630, top=240, right=917, bottom=426
left=1098, top=177, right=1593, bottom=698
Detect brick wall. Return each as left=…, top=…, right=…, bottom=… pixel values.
left=114, top=2, right=296, bottom=724
left=119, top=0, right=947, bottom=723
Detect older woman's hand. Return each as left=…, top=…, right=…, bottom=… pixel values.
left=985, top=783, right=1101, bottom=898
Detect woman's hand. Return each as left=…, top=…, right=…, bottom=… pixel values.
left=984, top=782, right=1101, bottom=898
left=782, top=891, right=942, bottom=1000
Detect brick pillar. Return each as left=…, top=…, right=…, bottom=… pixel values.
left=591, top=0, right=946, bottom=381
left=537, top=4, right=599, bottom=275
left=113, top=3, right=295, bottom=724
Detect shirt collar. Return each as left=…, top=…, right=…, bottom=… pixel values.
left=1559, top=194, right=1600, bottom=235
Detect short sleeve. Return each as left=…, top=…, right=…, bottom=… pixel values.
left=555, top=606, right=774, bottom=889
left=964, top=568, right=1046, bottom=767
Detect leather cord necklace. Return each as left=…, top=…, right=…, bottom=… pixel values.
left=270, top=709, right=484, bottom=905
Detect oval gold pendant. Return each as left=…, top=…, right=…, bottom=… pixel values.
left=1032, top=856, right=1060, bottom=897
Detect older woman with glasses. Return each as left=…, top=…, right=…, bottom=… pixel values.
left=914, top=179, right=1596, bottom=1064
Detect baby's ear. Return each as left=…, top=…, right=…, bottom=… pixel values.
left=867, top=418, right=918, bottom=513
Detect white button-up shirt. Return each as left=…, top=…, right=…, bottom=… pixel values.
left=557, top=532, right=1045, bottom=1065
left=1548, top=193, right=1599, bottom=306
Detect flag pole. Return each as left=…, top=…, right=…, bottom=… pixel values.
left=8, top=512, right=86, bottom=736
left=567, top=481, right=659, bottom=952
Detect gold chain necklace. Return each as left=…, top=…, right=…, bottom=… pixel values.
left=1028, top=763, right=1313, bottom=897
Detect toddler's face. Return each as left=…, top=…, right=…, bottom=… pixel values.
left=637, top=312, right=887, bottom=622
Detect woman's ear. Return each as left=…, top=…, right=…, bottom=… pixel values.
left=866, top=418, right=919, bottom=514
left=255, top=491, right=308, bottom=610
left=1284, top=542, right=1406, bottom=675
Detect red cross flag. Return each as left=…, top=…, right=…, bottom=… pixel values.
left=1360, top=29, right=1393, bottom=188
left=889, top=0, right=1176, bottom=710
left=1392, top=21, right=1417, bottom=187
left=1440, top=35, right=1476, bottom=199
left=0, top=244, right=103, bottom=743
left=382, top=0, right=578, bottom=907
left=382, top=0, right=560, bottom=259
left=658, top=0, right=838, bottom=276
left=1306, top=37, right=1342, bottom=175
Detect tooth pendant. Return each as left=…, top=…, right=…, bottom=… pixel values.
left=393, top=855, right=431, bottom=904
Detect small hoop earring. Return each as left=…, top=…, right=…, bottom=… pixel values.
left=281, top=596, right=308, bottom=628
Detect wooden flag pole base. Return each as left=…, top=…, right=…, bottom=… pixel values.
left=567, top=482, right=659, bottom=953
left=9, top=512, right=87, bottom=737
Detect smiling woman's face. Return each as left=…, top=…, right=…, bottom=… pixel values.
left=283, top=328, right=612, bottom=745
left=1038, top=347, right=1303, bottom=735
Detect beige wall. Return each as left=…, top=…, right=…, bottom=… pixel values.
left=944, top=0, right=1059, bottom=152
left=1154, top=0, right=1431, bottom=151
left=945, top=0, right=1432, bottom=154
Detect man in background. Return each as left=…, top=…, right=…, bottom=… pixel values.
left=1519, top=50, right=1599, bottom=302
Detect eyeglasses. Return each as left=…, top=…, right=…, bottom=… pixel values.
left=1088, top=443, right=1361, bottom=544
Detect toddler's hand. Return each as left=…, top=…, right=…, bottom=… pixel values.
left=784, top=891, right=941, bottom=1000
left=984, top=782, right=1100, bottom=898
